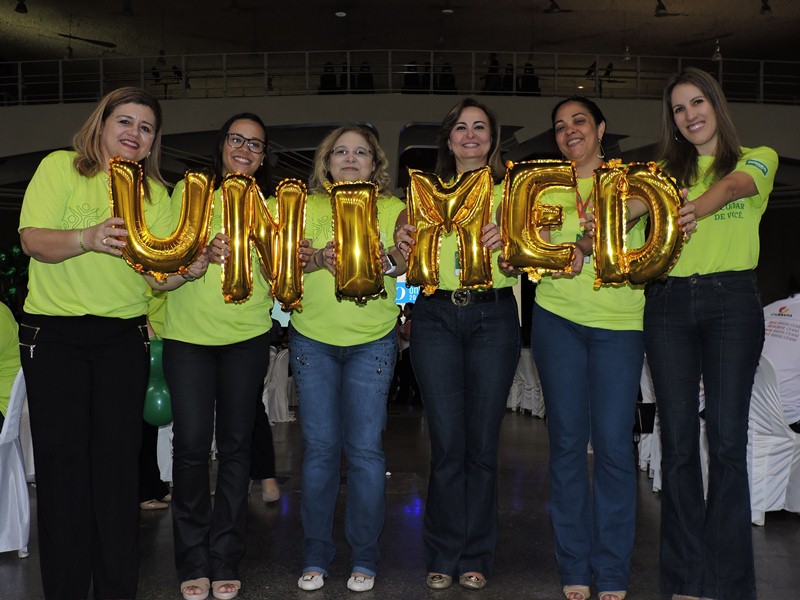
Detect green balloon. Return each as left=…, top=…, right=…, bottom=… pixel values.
left=143, top=338, right=172, bottom=426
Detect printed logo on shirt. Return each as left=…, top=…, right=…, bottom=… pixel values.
left=778, top=305, right=792, bottom=316
left=745, top=159, right=768, bottom=176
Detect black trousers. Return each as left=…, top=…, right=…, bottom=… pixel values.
left=20, top=313, right=149, bottom=600
left=163, top=332, right=270, bottom=583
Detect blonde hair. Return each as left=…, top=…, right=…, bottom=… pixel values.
left=72, top=86, right=167, bottom=200
left=307, top=124, right=392, bottom=196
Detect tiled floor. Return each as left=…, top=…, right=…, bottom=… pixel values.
left=2, top=403, right=799, bottom=599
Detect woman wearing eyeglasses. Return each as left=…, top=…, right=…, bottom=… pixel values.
left=162, top=113, right=308, bottom=600
left=291, top=124, right=406, bottom=593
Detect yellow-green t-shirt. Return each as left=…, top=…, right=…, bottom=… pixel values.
left=437, top=182, right=519, bottom=291
left=290, top=191, right=406, bottom=347
left=160, top=181, right=273, bottom=346
left=535, top=177, right=646, bottom=331
left=0, top=303, right=20, bottom=417
left=670, top=146, right=777, bottom=277
left=19, top=150, right=172, bottom=318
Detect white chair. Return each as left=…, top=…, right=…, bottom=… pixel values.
left=263, top=348, right=294, bottom=423
left=748, top=354, right=800, bottom=525
left=506, top=352, right=545, bottom=418
left=0, top=368, right=31, bottom=558
left=157, top=423, right=173, bottom=484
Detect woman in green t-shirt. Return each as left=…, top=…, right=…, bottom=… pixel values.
left=291, top=124, right=406, bottom=594
left=644, top=67, right=778, bottom=600
left=18, top=87, right=208, bottom=600
left=162, top=112, right=292, bottom=600
left=395, top=97, right=521, bottom=592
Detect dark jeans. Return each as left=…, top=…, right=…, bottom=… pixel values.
left=644, top=271, right=764, bottom=600
left=410, top=292, right=521, bottom=577
left=531, top=305, right=642, bottom=592
left=20, top=313, right=149, bottom=600
left=163, top=332, right=271, bottom=583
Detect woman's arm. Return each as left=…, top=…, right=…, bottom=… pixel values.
left=20, top=217, right=127, bottom=263
left=686, top=171, right=759, bottom=219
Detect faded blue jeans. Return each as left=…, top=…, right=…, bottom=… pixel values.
left=289, top=326, right=396, bottom=578
left=644, top=271, right=763, bottom=600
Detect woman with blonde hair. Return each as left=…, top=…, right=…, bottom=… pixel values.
left=18, top=86, right=207, bottom=600
left=292, top=124, right=406, bottom=594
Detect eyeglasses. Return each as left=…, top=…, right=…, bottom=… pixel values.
left=226, top=133, right=266, bottom=154
left=330, top=146, right=372, bottom=159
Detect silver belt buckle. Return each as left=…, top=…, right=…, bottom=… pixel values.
left=451, top=289, right=471, bottom=306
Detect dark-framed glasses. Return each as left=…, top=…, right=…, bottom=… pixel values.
left=330, top=146, right=372, bottom=159
left=226, top=133, right=266, bottom=154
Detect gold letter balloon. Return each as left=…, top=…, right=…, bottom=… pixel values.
left=251, top=179, right=307, bottom=312
left=329, top=180, right=386, bottom=305
left=502, top=159, right=577, bottom=282
left=406, top=167, right=494, bottom=294
left=592, top=162, right=684, bottom=286
left=109, top=158, right=213, bottom=281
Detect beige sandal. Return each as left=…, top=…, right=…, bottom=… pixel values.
left=180, top=577, right=210, bottom=600
left=211, top=579, right=241, bottom=600
left=564, top=585, right=591, bottom=600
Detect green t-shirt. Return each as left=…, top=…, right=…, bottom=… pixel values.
left=19, top=150, right=172, bottom=318
left=535, top=177, right=646, bottom=331
left=290, top=191, right=405, bottom=347
left=437, top=182, right=519, bottom=291
left=670, top=146, right=777, bottom=277
left=0, top=303, right=20, bottom=417
left=160, top=181, right=273, bottom=345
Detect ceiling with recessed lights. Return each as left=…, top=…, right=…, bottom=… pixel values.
left=0, top=0, right=795, bottom=63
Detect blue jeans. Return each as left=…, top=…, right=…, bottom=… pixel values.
left=289, top=326, right=396, bottom=577
left=163, top=332, right=271, bottom=583
left=644, top=271, right=763, bottom=600
left=410, top=292, right=521, bottom=577
left=531, top=305, right=643, bottom=592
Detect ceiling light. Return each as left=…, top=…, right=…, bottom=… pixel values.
left=15, top=0, right=28, bottom=14
left=334, top=10, right=347, bottom=17
left=655, top=0, right=668, bottom=17
left=441, top=8, right=454, bottom=14
left=543, top=1, right=562, bottom=14
left=623, top=45, right=632, bottom=61
left=760, top=0, right=772, bottom=16
left=711, top=38, right=722, bottom=61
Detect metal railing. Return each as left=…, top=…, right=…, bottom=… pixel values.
left=1, top=49, right=799, bottom=107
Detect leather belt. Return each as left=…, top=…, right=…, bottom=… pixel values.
left=424, top=287, right=513, bottom=307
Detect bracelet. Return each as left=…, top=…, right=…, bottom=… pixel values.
left=78, top=229, right=88, bottom=253
left=180, top=273, right=195, bottom=281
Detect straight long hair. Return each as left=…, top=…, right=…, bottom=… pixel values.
left=72, top=86, right=166, bottom=201
left=657, top=67, right=741, bottom=187
left=434, top=97, right=505, bottom=183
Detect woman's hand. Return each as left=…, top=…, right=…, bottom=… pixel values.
left=298, top=238, right=314, bottom=269
left=182, top=251, right=210, bottom=280
left=480, top=222, right=503, bottom=250
left=87, top=217, right=128, bottom=257
left=394, top=223, right=416, bottom=260
left=206, top=232, right=230, bottom=264
left=679, top=196, right=698, bottom=240
left=306, top=241, right=336, bottom=274
left=498, top=255, right=523, bottom=277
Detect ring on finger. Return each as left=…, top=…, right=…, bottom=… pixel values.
left=102, top=236, right=109, bottom=245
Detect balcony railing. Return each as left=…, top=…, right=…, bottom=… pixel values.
left=1, top=49, right=799, bottom=107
